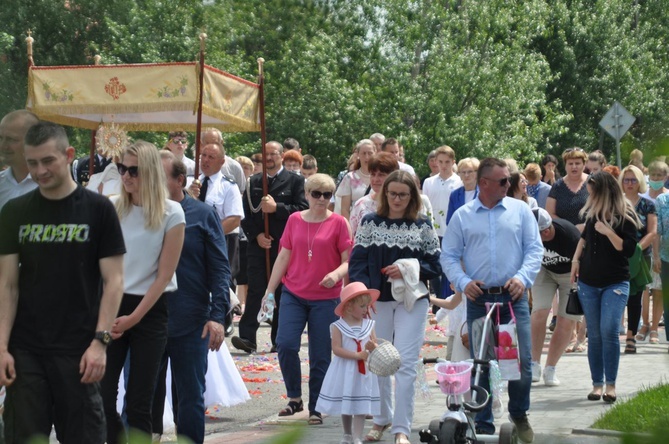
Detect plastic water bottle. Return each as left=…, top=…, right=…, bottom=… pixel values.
left=257, top=293, right=275, bottom=323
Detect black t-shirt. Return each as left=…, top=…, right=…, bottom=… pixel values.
left=578, top=217, right=637, bottom=288
left=542, top=218, right=580, bottom=274
left=548, top=178, right=589, bottom=225
left=0, top=186, right=126, bottom=355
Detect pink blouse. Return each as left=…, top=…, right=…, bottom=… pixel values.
left=280, top=211, right=352, bottom=300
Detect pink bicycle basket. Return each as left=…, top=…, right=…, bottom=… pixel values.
left=435, top=361, right=473, bottom=395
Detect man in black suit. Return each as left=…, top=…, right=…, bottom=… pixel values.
left=231, top=141, right=308, bottom=353
left=73, top=149, right=112, bottom=184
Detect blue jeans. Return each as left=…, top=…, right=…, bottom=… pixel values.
left=276, top=288, right=339, bottom=414
left=577, top=281, right=629, bottom=386
left=466, top=293, right=532, bottom=433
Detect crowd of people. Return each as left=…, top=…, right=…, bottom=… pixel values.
left=0, top=110, right=667, bottom=444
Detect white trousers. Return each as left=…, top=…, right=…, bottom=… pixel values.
left=371, top=298, right=427, bottom=436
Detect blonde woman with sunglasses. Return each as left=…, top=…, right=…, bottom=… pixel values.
left=101, top=141, right=185, bottom=443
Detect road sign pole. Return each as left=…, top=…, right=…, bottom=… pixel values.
left=615, top=102, right=622, bottom=168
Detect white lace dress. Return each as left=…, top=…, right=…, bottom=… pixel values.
left=316, top=318, right=380, bottom=415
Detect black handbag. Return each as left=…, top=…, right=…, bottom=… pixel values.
left=566, top=287, right=583, bottom=316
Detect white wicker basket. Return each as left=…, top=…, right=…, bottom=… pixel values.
left=367, top=340, right=401, bottom=377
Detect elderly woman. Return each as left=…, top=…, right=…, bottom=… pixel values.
left=263, top=174, right=352, bottom=425
left=336, top=139, right=375, bottom=220
left=350, top=170, right=441, bottom=444
left=571, top=172, right=640, bottom=403
left=101, top=141, right=185, bottom=443
left=619, top=165, right=656, bottom=352
left=446, top=157, right=480, bottom=224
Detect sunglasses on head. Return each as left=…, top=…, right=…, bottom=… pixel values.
left=562, top=147, right=585, bottom=156
left=483, top=176, right=510, bottom=187
left=310, top=190, right=333, bottom=200
left=117, top=163, right=139, bottom=178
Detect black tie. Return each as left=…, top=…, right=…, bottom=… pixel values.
left=199, top=176, right=210, bottom=202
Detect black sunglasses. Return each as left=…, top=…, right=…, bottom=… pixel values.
left=117, top=163, right=139, bottom=178
left=482, top=176, right=510, bottom=187
left=310, top=190, right=333, bottom=200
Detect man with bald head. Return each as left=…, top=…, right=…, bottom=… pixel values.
left=232, top=141, right=308, bottom=353
left=0, top=110, right=39, bottom=209
left=200, top=128, right=246, bottom=193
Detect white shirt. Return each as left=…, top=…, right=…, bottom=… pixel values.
left=422, top=173, right=463, bottom=236
left=0, top=168, right=37, bottom=210
left=398, top=161, right=416, bottom=177
left=112, top=198, right=185, bottom=295
left=182, top=156, right=196, bottom=177
left=199, top=171, right=244, bottom=234
left=221, top=156, right=246, bottom=193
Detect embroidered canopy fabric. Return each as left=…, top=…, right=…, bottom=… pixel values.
left=27, top=62, right=260, bottom=132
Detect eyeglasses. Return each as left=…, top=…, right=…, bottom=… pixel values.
left=520, top=179, right=529, bottom=185
left=482, top=176, right=510, bottom=187
left=622, top=178, right=639, bottom=185
left=117, top=163, right=139, bottom=178
left=170, top=138, right=188, bottom=145
left=310, top=190, right=333, bottom=200
left=387, top=191, right=411, bottom=201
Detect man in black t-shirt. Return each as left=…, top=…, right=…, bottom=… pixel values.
left=530, top=208, right=582, bottom=387
left=0, top=122, right=125, bottom=444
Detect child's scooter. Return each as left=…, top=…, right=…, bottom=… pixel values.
left=419, top=302, right=518, bottom=444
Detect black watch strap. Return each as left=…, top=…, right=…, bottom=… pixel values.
left=94, top=331, right=112, bottom=346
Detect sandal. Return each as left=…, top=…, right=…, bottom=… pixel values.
left=307, top=411, right=323, bottom=425
left=649, top=330, right=659, bottom=344
left=395, top=433, right=411, bottom=444
left=624, top=338, right=637, bottom=354
left=635, top=324, right=649, bottom=341
left=278, top=399, right=303, bottom=417
left=365, top=424, right=391, bottom=442
left=566, top=340, right=586, bottom=353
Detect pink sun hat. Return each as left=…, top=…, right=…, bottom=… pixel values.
left=335, top=282, right=380, bottom=317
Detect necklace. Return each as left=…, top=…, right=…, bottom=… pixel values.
left=358, top=168, right=370, bottom=178
left=306, top=215, right=326, bottom=262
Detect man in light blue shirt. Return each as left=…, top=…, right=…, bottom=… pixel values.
left=442, top=157, right=543, bottom=443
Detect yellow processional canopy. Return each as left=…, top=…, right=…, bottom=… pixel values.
left=27, top=62, right=260, bottom=132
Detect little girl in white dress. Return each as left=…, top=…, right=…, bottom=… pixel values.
left=317, top=282, right=381, bottom=444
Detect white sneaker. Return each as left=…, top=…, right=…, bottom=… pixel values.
left=340, top=434, right=353, bottom=444
left=531, top=361, right=541, bottom=382
left=543, top=366, right=560, bottom=386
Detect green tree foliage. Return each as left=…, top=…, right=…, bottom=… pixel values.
left=1, top=0, right=668, bottom=174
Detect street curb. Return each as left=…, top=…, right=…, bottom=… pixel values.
left=572, top=427, right=652, bottom=439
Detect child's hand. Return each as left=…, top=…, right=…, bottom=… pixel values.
left=365, top=341, right=377, bottom=352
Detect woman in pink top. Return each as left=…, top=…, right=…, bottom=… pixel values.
left=263, top=173, right=352, bottom=425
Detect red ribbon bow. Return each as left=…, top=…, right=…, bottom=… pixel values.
left=354, top=339, right=366, bottom=375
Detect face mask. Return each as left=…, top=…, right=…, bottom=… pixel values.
left=649, top=180, right=665, bottom=190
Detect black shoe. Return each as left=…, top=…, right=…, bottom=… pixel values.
left=231, top=336, right=256, bottom=353
left=509, top=415, right=534, bottom=443
left=270, top=344, right=277, bottom=353
left=475, top=424, right=495, bottom=435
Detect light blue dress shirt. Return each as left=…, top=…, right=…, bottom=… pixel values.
left=441, top=196, right=544, bottom=292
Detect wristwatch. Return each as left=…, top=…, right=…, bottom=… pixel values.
left=94, top=331, right=112, bottom=346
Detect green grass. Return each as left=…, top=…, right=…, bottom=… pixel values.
left=591, top=382, right=669, bottom=438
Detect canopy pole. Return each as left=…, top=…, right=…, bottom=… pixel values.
left=257, top=57, right=271, bottom=280
left=88, top=55, right=103, bottom=182
left=194, top=33, right=207, bottom=180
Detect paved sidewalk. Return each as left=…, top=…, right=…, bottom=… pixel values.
left=204, top=327, right=668, bottom=444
